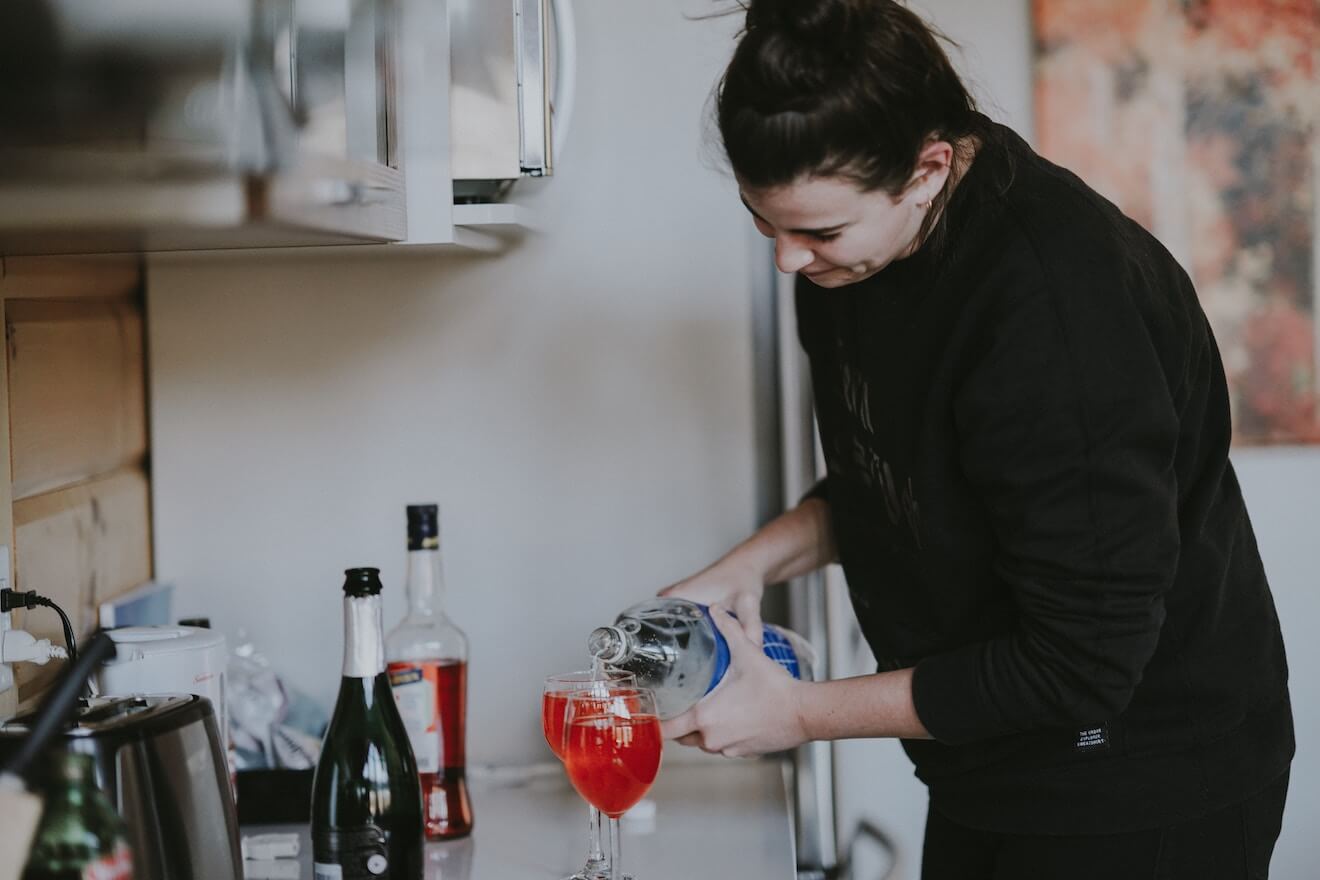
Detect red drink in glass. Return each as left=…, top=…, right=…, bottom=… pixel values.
left=541, top=692, right=570, bottom=760
left=543, top=671, right=639, bottom=880
left=563, top=712, right=662, bottom=819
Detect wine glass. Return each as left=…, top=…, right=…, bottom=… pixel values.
left=542, top=670, right=635, bottom=880
left=562, top=686, right=662, bottom=880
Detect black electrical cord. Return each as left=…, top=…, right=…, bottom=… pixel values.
left=0, top=588, right=78, bottom=662
left=37, top=596, right=77, bottom=663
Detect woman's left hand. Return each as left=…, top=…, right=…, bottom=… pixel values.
left=660, top=605, right=811, bottom=758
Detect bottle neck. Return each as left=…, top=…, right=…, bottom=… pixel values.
left=342, top=594, right=385, bottom=678
left=405, top=548, right=445, bottom=617
left=42, top=753, right=94, bottom=807
left=587, top=625, right=632, bottom=665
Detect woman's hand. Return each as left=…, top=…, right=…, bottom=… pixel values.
left=661, top=606, right=810, bottom=757
left=659, top=557, right=766, bottom=644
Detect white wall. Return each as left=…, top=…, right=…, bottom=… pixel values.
left=149, top=0, right=760, bottom=764
left=830, top=3, right=1320, bottom=879
left=1232, top=450, right=1320, bottom=880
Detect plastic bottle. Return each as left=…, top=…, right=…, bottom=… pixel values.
left=587, top=597, right=815, bottom=719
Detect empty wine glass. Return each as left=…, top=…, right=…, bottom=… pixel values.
left=562, top=686, right=662, bottom=880
left=542, top=670, right=635, bottom=880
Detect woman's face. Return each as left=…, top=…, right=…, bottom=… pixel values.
left=739, top=174, right=925, bottom=288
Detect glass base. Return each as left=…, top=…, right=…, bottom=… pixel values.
left=562, top=860, right=615, bottom=880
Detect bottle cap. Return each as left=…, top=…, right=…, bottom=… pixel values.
left=342, top=568, right=383, bottom=597
left=406, top=505, right=440, bottom=551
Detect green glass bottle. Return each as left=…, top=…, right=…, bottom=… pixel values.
left=22, top=750, right=134, bottom=880
left=311, top=567, right=424, bottom=880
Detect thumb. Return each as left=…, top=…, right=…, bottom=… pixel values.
left=709, top=604, right=757, bottom=663
left=732, top=592, right=764, bottom=646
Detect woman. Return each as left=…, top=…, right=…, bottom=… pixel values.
left=660, top=1, right=1294, bottom=877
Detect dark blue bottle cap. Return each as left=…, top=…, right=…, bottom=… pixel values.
left=406, top=504, right=439, bottom=551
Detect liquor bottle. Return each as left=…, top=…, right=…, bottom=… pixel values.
left=22, top=749, right=133, bottom=880
left=587, top=597, right=815, bottom=719
left=385, top=505, right=472, bottom=840
left=312, top=568, right=423, bottom=880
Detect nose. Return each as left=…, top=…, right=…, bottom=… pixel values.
left=774, top=235, right=815, bottom=274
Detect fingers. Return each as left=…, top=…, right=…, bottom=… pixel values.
left=661, top=709, right=699, bottom=741
left=732, top=591, right=764, bottom=645
left=677, top=729, right=746, bottom=757
left=664, top=703, right=721, bottom=753
left=708, top=605, right=756, bottom=661
left=677, top=729, right=730, bottom=756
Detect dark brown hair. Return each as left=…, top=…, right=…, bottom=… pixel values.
left=716, top=0, right=996, bottom=243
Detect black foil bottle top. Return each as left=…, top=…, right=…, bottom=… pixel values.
left=406, top=504, right=440, bottom=551
left=342, top=567, right=383, bottom=597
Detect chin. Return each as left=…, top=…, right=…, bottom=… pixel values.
left=803, top=269, right=862, bottom=289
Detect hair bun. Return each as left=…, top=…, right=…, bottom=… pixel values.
left=744, top=0, right=873, bottom=47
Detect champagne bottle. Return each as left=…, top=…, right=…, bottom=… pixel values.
left=22, top=749, right=133, bottom=880
left=385, top=505, right=473, bottom=840
left=312, top=568, right=423, bottom=880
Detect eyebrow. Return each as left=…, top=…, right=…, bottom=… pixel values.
left=739, top=195, right=848, bottom=236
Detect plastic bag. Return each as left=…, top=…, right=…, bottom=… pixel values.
left=228, top=629, right=327, bottom=770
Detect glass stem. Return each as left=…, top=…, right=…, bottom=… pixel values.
left=587, top=805, right=605, bottom=864
left=609, top=816, right=622, bottom=880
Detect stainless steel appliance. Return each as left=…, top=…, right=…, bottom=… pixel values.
left=449, top=0, right=576, bottom=201
left=0, top=695, right=242, bottom=880
left=0, top=0, right=406, bottom=253
left=760, top=254, right=899, bottom=879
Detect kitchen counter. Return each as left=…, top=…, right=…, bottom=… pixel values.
left=243, top=757, right=796, bottom=880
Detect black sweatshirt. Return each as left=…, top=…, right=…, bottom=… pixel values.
left=797, top=124, right=1293, bottom=834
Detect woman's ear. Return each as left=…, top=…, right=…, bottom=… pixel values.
left=907, top=139, right=955, bottom=204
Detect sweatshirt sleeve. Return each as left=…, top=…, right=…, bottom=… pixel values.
left=800, top=478, right=829, bottom=506
left=910, top=269, right=1182, bottom=746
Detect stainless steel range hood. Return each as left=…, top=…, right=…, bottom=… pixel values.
left=0, top=0, right=406, bottom=255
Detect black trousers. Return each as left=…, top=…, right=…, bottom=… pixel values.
left=921, top=771, right=1289, bottom=880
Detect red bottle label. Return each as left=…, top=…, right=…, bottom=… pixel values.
left=388, top=659, right=473, bottom=838
left=387, top=660, right=466, bottom=772
left=83, top=843, right=133, bottom=880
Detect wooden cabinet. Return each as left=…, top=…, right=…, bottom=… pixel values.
left=0, top=256, right=151, bottom=701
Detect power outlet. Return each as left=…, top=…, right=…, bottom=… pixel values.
left=0, top=544, right=10, bottom=631
left=0, top=545, right=13, bottom=721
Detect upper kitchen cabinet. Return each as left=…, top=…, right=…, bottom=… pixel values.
left=0, top=0, right=563, bottom=256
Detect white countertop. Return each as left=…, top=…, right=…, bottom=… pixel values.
left=244, top=757, right=797, bottom=880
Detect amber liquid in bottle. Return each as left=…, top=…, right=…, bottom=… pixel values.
left=385, top=505, right=473, bottom=840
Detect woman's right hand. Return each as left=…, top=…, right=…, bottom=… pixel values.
left=659, top=555, right=766, bottom=644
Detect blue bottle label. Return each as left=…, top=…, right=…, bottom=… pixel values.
left=697, top=604, right=801, bottom=694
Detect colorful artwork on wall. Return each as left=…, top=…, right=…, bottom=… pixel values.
left=1033, top=0, right=1319, bottom=444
